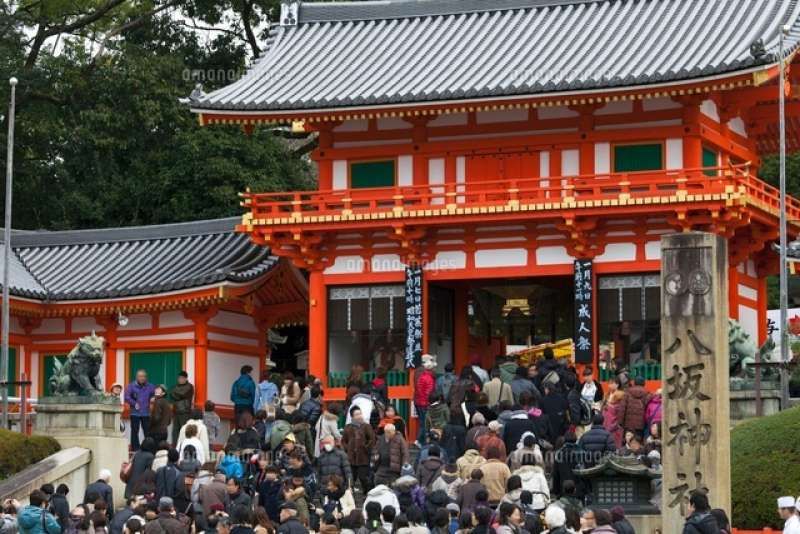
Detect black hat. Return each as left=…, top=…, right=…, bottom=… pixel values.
left=178, top=371, right=189, bottom=378
left=280, top=501, right=297, bottom=511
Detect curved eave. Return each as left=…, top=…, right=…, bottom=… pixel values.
left=192, top=67, right=764, bottom=126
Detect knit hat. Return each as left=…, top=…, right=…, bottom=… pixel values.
left=400, top=463, right=415, bottom=477
left=471, top=412, right=486, bottom=426
left=284, top=432, right=296, bottom=443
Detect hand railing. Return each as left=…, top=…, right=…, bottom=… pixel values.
left=239, top=163, right=796, bottom=223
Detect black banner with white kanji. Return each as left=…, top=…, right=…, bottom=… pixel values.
left=574, top=259, right=593, bottom=364
left=405, top=265, right=423, bottom=369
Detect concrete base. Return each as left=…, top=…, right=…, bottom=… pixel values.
left=729, top=389, right=782, bottom=420
left=34, top=402, right=128, bottom=508
left=628, top=514, right=661, bottom=534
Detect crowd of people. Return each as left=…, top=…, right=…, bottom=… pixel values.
left=4, top=351, right=795, bottom=534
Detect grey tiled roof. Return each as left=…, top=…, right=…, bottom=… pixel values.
left=191, top=0, right=800, bottom=112
left=2, top=218, right=277, bottom=301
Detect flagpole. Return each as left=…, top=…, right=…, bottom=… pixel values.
left=779, top=25, right=790, bottom=411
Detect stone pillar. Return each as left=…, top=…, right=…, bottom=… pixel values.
left=34, top=401, right=128, bottom=508
left=661, top=232, right=731, bottom=532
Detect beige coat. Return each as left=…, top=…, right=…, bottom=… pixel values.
left=281, top=382, right=302, bottom=414
left=482, top=378, right=514, bottom=409
left=457, top=449, right=487, bottom=480
left=479, top=459, right=511, bottom=504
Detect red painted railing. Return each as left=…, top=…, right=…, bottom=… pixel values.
left=239, top=163, right=800, bottom=225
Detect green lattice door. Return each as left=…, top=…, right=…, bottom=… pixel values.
left=128, top=351, right=183, bottom=391
left=3, top=347, right=16, bottom=396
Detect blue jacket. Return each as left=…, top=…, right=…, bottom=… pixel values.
left=124, top=381, right=156, bottom=417
left=18, top=506, right=61, bottom=534
left=253, top=380, right=279, bottom=411
left=218, top=454, right=244, bottom=479
left=230, top=374, right=256, bottom=407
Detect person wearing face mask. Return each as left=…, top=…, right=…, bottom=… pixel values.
left=316, top=436, right=352, bottom=490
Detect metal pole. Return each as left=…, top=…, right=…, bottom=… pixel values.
left=2, top=77, right=17, bottom=430
left=779, top=26, right=791, bottom=411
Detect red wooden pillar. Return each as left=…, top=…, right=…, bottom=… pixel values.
left=185, top=308, right=217, bottom=407
left=757, top=276, right=768, bottom=345
left=729, top=266, right=740, bottom=321
left=308, top=269, right=328, bottom=387
left=96, top=316, right=118, bottom=389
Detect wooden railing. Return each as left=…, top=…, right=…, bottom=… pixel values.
left=239, top=163, right=800, bottom=224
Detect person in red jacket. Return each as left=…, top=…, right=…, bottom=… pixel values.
left=414, top=354, right=437, bottom=447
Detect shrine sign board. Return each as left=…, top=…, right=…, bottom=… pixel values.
left=661, top=232, right=731, bottom=532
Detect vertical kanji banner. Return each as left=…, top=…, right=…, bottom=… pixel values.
left=574, top=259, right=593, bottom=364
left=405, top=265, right=423, bottom=369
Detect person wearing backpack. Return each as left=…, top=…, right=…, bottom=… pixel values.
left=155, top=450, right=185, bottom=502
left=620, top=376, right=651, bottom=434
left=436, top=364, right=457, bottom=400
left=178, top=424, right=206, bottom=467
left=17, top=490, right=60, bottom=534
left=230, top=366, right=256, bottom=418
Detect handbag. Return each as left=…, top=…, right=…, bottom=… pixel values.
left=340, top=488, right=356, bottom=516
left=120, top=461, right=133, bottom=483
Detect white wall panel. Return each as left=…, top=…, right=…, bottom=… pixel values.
left=324, top=255, right=365, bottom=274
left=207, top=351, right=259, bottom=405
left=595, top=243, right=637, bottom=263
left=333, top=160, right=348, bottom=190
left=474, top=248, right=527, bottom=268
left=536, top=246, right=572, bottom=265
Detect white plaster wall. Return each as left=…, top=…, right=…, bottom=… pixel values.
left=208, top=332, right=259, bottom=347
left=474, top=248, right=527, bottom=268
left=34, top=318, right=65, bottom=335
left=398, top=156, right=413, bottom=186
left=476, top=108, right=528, bottom=124
left=539, top=151, right=550, bottom=178
left=73, top=317, right=101, bottom=333
left=595, top=243, right=637, bottom=263
left=334, top=120, right=368, bottom=132
left=376, top=117, right=407, bottom=130
left=738, top=283, right=758, bottom=301
left=536, top=246, right=572, bottom=265
left=371, top=254, right=404, bottom=272
left=324, top=255, right=365, bottom=274
left=429, top=157, right=445, bottom=205
left=643, top=97, right=681, bottom=111
left=209, top=311, right=257, bottom=332
left=645, top=241, right=662, bottom=260
left=115, top=348, right=125, bottom=386
left=746, top=260, right=757, bottom=277
left=429, top=112, right=468, bottom=127
left=207, top=351, right=259, bottom=405
left=666, top=138, right=684, bottom=170
left=538, top=106, right=579, bottom=119
left=432, top=251, right=466, bottom=270
left=595, top=143, right=610, bottom=174
left=700, top=100, right=719, bottom=122
left=561, top=149, right=580, bottom=176
left=596, top=101, right=633, bottom=115
left=738, top=305, right=758, bottom=341
left=118, top=314, right=151, bottom=331
left=159, top=311, right=192, bottom=328
left=333, top=160, right=348, bottom=190
left=184, top=347, right=195, bottom=384
left=728, top=117, right=747, bottom=138
left=456, top=156, right=466, bottom=202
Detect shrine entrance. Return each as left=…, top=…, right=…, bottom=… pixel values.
left=429, top=277, right=574, bottom=370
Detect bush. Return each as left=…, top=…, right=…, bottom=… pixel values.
left=0, top=429, right=60, bottom=480
left=731, top=406, right=800, bottom=529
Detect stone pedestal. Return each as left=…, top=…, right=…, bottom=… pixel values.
left=34, top=401, right=128, bottom=508
left=660, top=233, right=731, bottom=532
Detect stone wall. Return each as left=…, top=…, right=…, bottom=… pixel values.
left=0, top=447, right=91, bottom=509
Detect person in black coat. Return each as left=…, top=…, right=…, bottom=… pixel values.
left=683, top=491, right=720, bottom=534
left=49, top=484, right=70, bottom=531
left=441, top=406, right=467, bottom=461
left=155, top=449, right=184, bottom=501
left=551, top=433, right=582, bottom=499
left=540, top=384, right=569, bottom=441
left=258, top=466, right=284, bottom=523
left=611, top=506, right=636, bottom=534
left=577, top=414, right=616, bottom=467
left=125, top=437, right=157, bottom=498
left=84, top=470, right=115, bottom=518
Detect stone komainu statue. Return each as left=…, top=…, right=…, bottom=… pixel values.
left=729, top=319, right=776, bottom=379
left=49, top=332, right=105, bottom=396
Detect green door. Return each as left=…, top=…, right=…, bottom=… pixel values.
left=42, top=355, right=68, bottom=397
left=3, top=347, right=16, bottom=396
left=128, top=351, right=183, bottom=391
